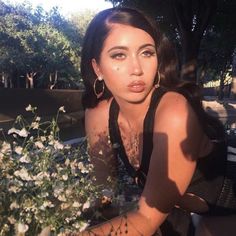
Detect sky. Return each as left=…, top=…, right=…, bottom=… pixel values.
left=4, top=0, right=113, bottom=16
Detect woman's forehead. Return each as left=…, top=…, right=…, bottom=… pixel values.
left=102, top=23, right=155, bottom=49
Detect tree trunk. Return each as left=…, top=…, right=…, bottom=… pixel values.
left=26, top=72, right=36, bottom=89
left=180, top=32, right=200, bottom=82
left=172, top=0, right=217, bottom=83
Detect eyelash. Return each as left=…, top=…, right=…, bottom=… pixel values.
left=110, top=50, right=156, bottom=60
left=110, top=53, right=125, bottom=60
left=142, top=50, right=156, bottom=57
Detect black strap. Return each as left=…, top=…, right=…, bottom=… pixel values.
left=140, top=87, right=167, bottom=176
left=108, top=87, right=167, bottom=187
left=109, top=100, right=137, bottom=178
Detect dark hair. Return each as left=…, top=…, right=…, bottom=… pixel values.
left=80, top=7, right=179, bottom=109
left=80, top=7, right=225, bottom=140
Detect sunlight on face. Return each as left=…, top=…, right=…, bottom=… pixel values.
left=92, top=24, right=158, bottom=104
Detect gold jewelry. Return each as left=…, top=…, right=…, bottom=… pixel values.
left=154, top=71, right=161, bottom=88
left=93, top=77, right=104, bottom=99
left=131, top=132, right=139, bottom=154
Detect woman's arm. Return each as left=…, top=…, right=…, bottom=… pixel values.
left=78, top=92, right=204, bottom=235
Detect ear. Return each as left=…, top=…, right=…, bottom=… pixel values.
left=91, top=59, right=102, bottom=78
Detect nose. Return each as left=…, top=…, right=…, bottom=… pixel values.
left=130, top=55, right=143, bottom=76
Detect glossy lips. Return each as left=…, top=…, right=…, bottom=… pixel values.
left=128, top=80, right=145, bottom=93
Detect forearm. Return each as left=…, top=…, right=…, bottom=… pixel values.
left=72, top=210, right=160, bottom=236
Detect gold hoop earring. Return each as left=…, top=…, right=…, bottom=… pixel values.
left=93, top=77, right=104, bottom=99
left=155, top=71, right=161, bottom=88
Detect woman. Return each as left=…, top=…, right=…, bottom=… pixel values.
left=78, top=7, right=236, bottom=236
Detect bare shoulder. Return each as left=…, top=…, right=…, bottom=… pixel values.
left=153, top=90, right=204, bottom=157
left=85, top=99, right=111, bottom=123
left=155, top=91, right=197, bottom=128
left=85, top=99, right=112, bottom=143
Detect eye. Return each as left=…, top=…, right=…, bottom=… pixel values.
left=110, top=52, right=126, bottom=60
left=141, top=50, right=156, bottom=57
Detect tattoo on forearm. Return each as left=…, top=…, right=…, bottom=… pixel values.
left=76, top=214, right=145, bottom=236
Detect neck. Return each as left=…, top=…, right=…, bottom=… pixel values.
left=115, top=90, right=154, bottom=130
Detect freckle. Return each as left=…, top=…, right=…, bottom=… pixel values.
left=116, top=67, right=119, bottom=71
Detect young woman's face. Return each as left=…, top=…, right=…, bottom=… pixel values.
left=92, top=23, right=158, bottom=104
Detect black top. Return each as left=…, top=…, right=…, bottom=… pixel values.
left=109, top=87, right=236, bottom=215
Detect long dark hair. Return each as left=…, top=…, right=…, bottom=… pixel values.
left=80, top=7, right=225, bottom=140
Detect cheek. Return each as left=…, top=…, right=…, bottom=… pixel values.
left=102, top=63, right=127, bottom=79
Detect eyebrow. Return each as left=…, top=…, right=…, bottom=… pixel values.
left=107, top=43, right=156, bottom=53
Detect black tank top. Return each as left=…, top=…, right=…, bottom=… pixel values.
left=109, top=87, right=236, bottom=215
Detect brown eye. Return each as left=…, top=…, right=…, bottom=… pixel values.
left=110, top=53, right=126, bottom=60
left=142, top=50, right=156, bottom=57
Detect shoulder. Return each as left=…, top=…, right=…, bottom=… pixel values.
left=85, top=99, right=111, bottom=121
left=154, top=90, right=204, bottom=145
left=153, top=90, right=204, bottom=156
left=85, top=99, right=112, bottom=142
left=156, top=91, right=194, bottom=125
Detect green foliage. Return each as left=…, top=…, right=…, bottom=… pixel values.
left=70, top=9, right=96, bottom=37
left=0, top=0, right=82, bottom=88
left=199, top=0, right=236, bottom=82
left=106, top=0, right=236, bottom=84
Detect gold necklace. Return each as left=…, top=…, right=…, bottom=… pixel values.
left=130, top=132, right=139, bottom=154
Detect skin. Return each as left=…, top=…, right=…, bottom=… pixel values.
left=78, top=24, right=215, bottom=235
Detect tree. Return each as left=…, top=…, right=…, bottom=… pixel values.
left=0, top=0, right=82, bottom=88
left=106, top=0, right=235, bottom=85
left=197, top=0, right=236, bottom=99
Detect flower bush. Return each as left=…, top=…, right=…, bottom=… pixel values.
left=0, top=105, right=102, bottom=235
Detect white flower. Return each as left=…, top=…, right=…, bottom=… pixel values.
left=59, top=106, right=66, bottom=113
left=65, top=189, right=72, bottom=196
left=35, top=116, right=41, bottom=122
left=65, top=158, right=70, bottom=166
left=82, top=201, right=90, bottom=211
left=98, top=150, right=103, bottom=155
left=78, top=162, right=88, bottom=174
left=19, top=128, right=29, bottom=137
left=25, top=104, right=33, bottom=111
left=19, top=154, right=31, bottom=163
left=78, top=222, right=89, bottom=232
left=61, top=203, right=70, bottom=210
left=31, top=121, right=39, bottom=129
left=58, top=194, right=67, bottom=202
left=7, top=216, right=16, bottom=224
left=62, top=174, right=68, bottom=181
left=35, top=141, right=44, bottom=149
left=8, top=127, right=20, bottom=135
left=0, top=141, right=11, bottom=158
left=40, top=136, right=46, bottom=142
left=14, top=146, right=23, bottom=155
left=40, top=192, right=49, bottom=198
left=76, top=211, right=82, bottom=216
left=9, top=185, right=21, bottom=193
left=17, top=222, right=29, bottom=234
left=53, top=141, right=64, bottom=150
left=72, top=202, right=81, bottom=208
left=34, top=172, right=50, bottom=181
left=42, top=200, right=54, bottom=208
left=14, top=168, right=32, bottom=181
left=8, top=128, right=29, bottom=137
left=10, top=201, right=20, bottom=210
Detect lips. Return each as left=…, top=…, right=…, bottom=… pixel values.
left=128, top=80, right=146, bottom=93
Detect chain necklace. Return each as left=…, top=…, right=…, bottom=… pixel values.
left=130, top=132, right=139, bottom=154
